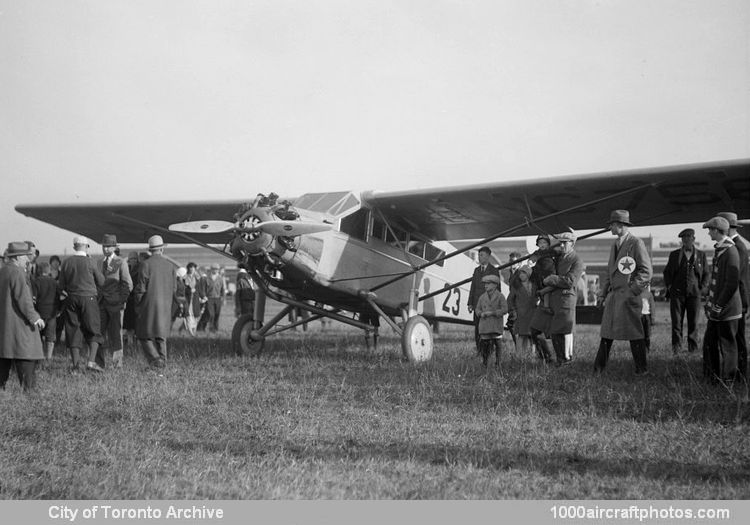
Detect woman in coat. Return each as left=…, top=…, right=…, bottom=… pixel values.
left=0, top=242, right=46, bottom=391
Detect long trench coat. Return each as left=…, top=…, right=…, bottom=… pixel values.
left=600, top=233, right=652, bottom=340
left=134, top=254, right=176, bottom=339
left=0, top=265, right=43, bottom=360
left=544, top=250, right=585, bottom=335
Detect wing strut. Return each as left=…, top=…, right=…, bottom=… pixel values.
left=369, top=181, right=657, bottom=293
left=110, top=212, right=238, bottom=261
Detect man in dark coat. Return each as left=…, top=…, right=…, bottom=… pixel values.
left=663, top=228, right=709, bottom=354
left=134, top=235, right=176, bottom=371
left=718, top=212, right=749, bottom=379
left=702, top=216, right=742, bottom=382
left=594, top=210, right=652, bottom=375
left=0, top=242, right=45, bottom=391
left=541, top=231, right=585, bottom=366
left=97, top=234, right=133, bottom=369
left=467, top=246, right=500, bottom=353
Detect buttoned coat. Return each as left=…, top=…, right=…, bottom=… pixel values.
left=476, top=289, right=508, bottom=336
left=507, top=281, right=537, bottom=336
left=544, top=249, right=585, bottom=335
left=0, top=265, right=43, bottom=360
left=134, top=253, right=175, bottom=339
left=730, top=233, right=749, bottom=312
left=706, top=239, right=741, bottom=321
left=468, top=264, right=500, bottom=310
left=599, top=232, right=652, bottom=340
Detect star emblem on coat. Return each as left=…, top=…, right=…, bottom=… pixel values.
left=618, top=256, right=635, bottom=275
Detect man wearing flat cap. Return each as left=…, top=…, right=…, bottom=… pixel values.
left=663, top=228, right=709, bottom=355
left=541, top=231, right=585, bottom=366
left=717, top=212, right=749, bottom=379
left=58, top=236, right=105, bottom=373
left=97, top=234, right=133, bottom=369
left=702, top=216, right=742, bottom=382
left=134, top=235, right=175, bottom=372
left=0, top=242, right=46, bottom=391
left=594, top=210, right=652, bottom=375
left=467, top=246, right=501, bottom=354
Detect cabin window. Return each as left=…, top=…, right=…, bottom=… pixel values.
left=385, top=225, right=407, bottom=248
left=408, top=240, right=426, bottom=259
left=371, top=216, right=387, bottom=241
left=424, top=244, right=445, bottom=267
left=339, top=208, right=369, bottom=241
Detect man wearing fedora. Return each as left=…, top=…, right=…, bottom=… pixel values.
left=58, top=236, right=105, bottom=373
left=717, top=212, right=748, bottom=379
left=594, top=210, right=652, bottom=375
left=541, top=231, right=585, bottom=366
left=663, top=228, right=709, bottom=355
left=701, top=216, right=742, bottom=382
left=0, top=242, right=46, bottom=391
left=134, top=235, right=175, bottom=371
left=97, top=234, right=133, bottom=369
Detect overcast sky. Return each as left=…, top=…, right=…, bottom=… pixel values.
left=1, top=0, right=748, bottom=254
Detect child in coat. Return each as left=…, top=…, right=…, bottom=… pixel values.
left=31, top=261, right=60, bottom=362
left=475, top=274, right=509, bottom=369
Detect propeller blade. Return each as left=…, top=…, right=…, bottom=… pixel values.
left=252, top=220, right=331, bottom=236
left=168, top=220, right=236, bottom=234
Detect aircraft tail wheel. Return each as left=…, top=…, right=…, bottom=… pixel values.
left=231, top=314, right=265, bottom=357
left=401, top=315, right=434, bottom=363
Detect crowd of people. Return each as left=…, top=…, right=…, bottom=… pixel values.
left=468, top=209, right=749, bottom=388
left=1, top=207, right=747, bottom=393
left=0, top=233, right=255, bottom=391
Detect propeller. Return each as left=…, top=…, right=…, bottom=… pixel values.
left=169, top=219, right=331, bottom=236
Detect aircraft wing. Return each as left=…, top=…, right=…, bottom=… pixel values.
left=362, top=159, right=750, bottom=240
left=15, top=200, right=243, bottom=245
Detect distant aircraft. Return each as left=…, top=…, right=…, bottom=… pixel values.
left=16, top=158, right=749, bottom=362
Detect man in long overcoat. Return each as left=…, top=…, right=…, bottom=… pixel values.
left=542, top=231, right=585, bottom=365
left=0, top=242, right=45, bottom=391
left=135, top=235, right=175, bottom=370
left=594, top=210, right=652, bottom=375
left=718, top=212, right=749, bottom=379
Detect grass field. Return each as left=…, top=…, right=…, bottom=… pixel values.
left=1, top=303, right=749, bottom=499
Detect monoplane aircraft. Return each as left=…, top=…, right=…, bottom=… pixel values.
left=16, top=159, right=750, bottom=362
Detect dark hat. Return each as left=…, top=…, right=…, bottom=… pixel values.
left=717, top=212, right=741, bottom=228
left=147, top=235, right=164, bottom=251
left=607, top=209, right=633, bottom=226
left=481, top=274, right=501, bottom=284
left=678, top=228, right=695, bottom=238
left=101, top=234, right=118, bottom=247
left=702, top=216, right=730, bottom=233
left=536, top=234, right=551, bottom=245
left=5, top=241, right=33, bottom=257
left=478, top=246, right=491, bottom=255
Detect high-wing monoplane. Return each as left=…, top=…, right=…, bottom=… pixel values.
left=16, top=159, right=750, bottom=362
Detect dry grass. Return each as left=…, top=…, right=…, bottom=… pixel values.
left=1, top=303, right=749, bottom=499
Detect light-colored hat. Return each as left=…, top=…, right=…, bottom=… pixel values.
left=101, top=234, right=118, bottom=247
left=607, top=209, right=633, bottom=226
left=210, top=263, right=221, bottom=270
left=702, top=216, right=730, bottom=234
left=717, top=212, right=741, bottom=228
left=678, top=228, right=695, bottom=238
left=176, top=267, right=187, bottom=278
left=481, top=274, right=501, bottom=284
left=5, top=241, right=33, bottom=257
left=147, top=235, right=164, bottom=251
left=73, top=235, right=90, bottom=247
left=517, top=265, right=532, bottom=276
left=238, top=268, right=247, bottom=273
left=555, top=231, right=576, bottom=242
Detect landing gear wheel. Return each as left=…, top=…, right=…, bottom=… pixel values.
left=401, top=315, right=434, bottom=363
left=231, top=314, right=265, bottom=357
